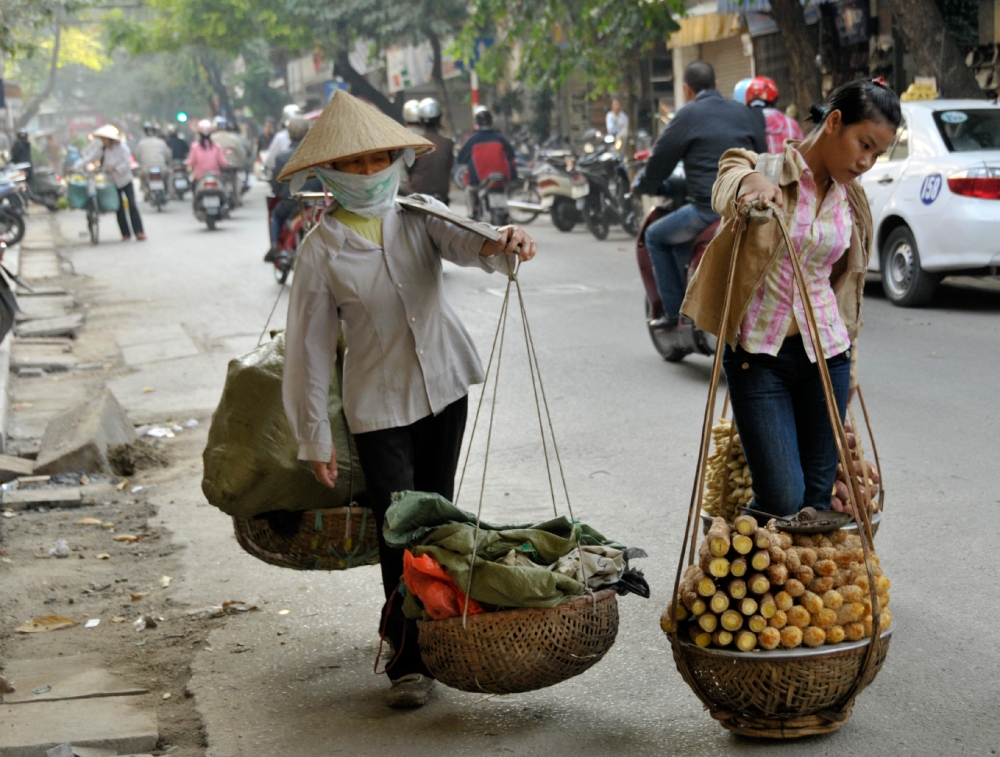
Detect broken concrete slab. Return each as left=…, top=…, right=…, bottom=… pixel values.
left=0, top=695, right=158, bottom=756
left=34, top=389, right=136, bottom=475
left=18, top=252, right=62, bottom=279
left=15, top=314, right=85, bottom=339
left=0, top=453, right=34, bottom=482
left=1, top=488, right=82, bottom=510
left=14, top=296, right=74, bottom=322
left=3, top=655, right=149, bottom=705
left=11, top=343, right=78, bottom=372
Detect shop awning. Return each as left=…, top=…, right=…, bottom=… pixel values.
left=667, top=12, right=742, bottom=50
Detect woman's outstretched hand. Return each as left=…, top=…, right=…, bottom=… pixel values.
left=310, top=446, right=338, bottom=489
left=481, top=225, right=537, bottom=262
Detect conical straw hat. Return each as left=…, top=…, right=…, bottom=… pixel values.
left=277, top=89, right=434, bottom=180
left=92, top=124, right=121, bottom=141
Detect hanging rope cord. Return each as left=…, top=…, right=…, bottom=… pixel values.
left=454, top=254, right=586, bottom=627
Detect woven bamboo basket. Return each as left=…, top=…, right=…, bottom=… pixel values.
left=675, top=624, right=893, bottom=737
left=417, top=589, right=619, bottom=694
left=233, top=505, right=380, bottom=571
left=669, top=193, right=890, bottom=738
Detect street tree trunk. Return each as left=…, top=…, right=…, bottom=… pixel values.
left=880, top=0, right=981, bottom=98
left=199, top=49, right=233, bottom=120
left=335, top=51, right=403, bottom=122
left=767, top=0, right=822, bottom=118
left=16, top=24, right=62, bottom=130
left=425, top=28, right=455, bottom=137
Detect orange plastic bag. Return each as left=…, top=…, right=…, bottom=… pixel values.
left=403, top=550, right=483, bottom=620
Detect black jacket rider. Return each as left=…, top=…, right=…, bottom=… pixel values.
left=636, top=89, right=766, bottom=213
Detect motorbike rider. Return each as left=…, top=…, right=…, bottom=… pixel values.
left=136, top=122, right=173, bottom=198
left=264, top=104, right=302, bottom=174
left=455, top=107, right=517, bottom=217
left=84, top=124, right=146, bottom=241
left=211, top=116, right=249, bottom=194
left=11, top=131, right=33, bottom=178
left=165, top=123, right=190, bottom=162
left=186, top=119, right=228, bottom=183
left=264, top=117, right=320, bottom=263
left=635, top=60, right=766, bottom=332
left=402, top=97, right=454, bottom=205
left=746, top=76, right=804, bottom=154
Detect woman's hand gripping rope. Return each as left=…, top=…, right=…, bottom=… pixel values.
left=731, top=172, right=784, bottom=234
left=481, top=225, right=537, bottom=262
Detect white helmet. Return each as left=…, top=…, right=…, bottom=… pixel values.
left=402, top=99, right=421, bottom=125
left=197, top=119, right=214, bottom=136
left=418, top=97, right=442, bottom=124
left=280, top=104, right=302, bottom=126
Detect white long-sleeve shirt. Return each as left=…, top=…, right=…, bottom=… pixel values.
left=85, top=140, right=134, bottom=188
left=282, top=196, right=504, bottom=462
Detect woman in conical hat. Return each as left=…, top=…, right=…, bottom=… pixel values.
left=280, top=90, right=536, bottom=709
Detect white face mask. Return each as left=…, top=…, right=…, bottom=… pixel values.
left=313, top=149, right=414, bottom=219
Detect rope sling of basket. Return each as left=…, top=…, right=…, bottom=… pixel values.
left=670, top=155, right=885, bottom=711
left=453, top=253, right=598, bottom=627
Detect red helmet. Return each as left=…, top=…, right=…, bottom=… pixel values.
left=746, top=76, right=779, bottom=105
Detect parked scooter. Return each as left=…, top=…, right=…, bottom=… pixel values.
left=171, top=161, right=190, bottom=200
left=575, top=134, right=641, bottom=240
left=145, top=166, right=169, bottom=211
left=5, top=163, right=62, bottom=211
left=193, top=173, right=228, bottom=230
left=634, top=156, right=719, bottom=362
left=0, top=184, right=26, bottom=245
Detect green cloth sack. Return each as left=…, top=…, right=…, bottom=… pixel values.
left=97, top=180, right=120, bottom=213
left=201, top=331, right=365, bottom=519
left=385, top=491, right=623, bottom=612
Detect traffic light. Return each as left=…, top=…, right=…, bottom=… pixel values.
left=176, top=111, right=188, bottom=123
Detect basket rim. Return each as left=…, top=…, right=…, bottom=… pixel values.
left=417, top=588, right=618, bottom=629
left=699, top=510, right=882, bottom=533
left=678, top=621, right=893, bottom=661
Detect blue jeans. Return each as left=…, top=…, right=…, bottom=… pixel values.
left=644, top=203, right=719, bottom=319
left=723, top=335, right=851, bottom=518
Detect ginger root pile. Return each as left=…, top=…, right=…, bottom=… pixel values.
left=661, top=517, right=891, bottom=652
left=701, top=419, right=752, bottom=521
left=702, top=418, right=882, bottom=518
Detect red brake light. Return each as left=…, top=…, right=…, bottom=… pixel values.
left=947, top=167, right=1000, bottom=199
left=203, top=180, right=218, bottom=188
left=634, top=148, right=650, bottom=161
left=538, top=178, right=559, bottom=189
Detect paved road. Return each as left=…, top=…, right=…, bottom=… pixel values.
left=62, top=187, right=1000, bottom=755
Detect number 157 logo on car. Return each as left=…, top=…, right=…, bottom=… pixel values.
left=921, top=174, right=942, bottom=205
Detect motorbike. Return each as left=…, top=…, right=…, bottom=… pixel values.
left=575, top=134, right=642, bottom=240
left=5, top=163, right=62, bottom=211
left=193, top=173, right=229, bottom=230
left=0, top=184, right=26, bottom=245
left=268, top=191, right=325, bottom=284
left=466, top=171, right=511, bottom=226
left=171, top=161, right=190, bottom=200
left=145, top=166, right=169, bottom=211
left=633, top=152, right=720, bottom=362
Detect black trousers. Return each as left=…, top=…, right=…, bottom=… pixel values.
left=352, top=396, right=468, bottom=680
left=115, top=182, right=144, bottom=237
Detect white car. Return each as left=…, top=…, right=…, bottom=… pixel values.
left=859, top=99, right=1000, bottom=306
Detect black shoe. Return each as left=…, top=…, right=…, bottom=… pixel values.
left=264, top=246, right=279, bottom=263
left=648, top=315, right=679, bottom=332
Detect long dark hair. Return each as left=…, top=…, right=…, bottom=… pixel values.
left=809, top=79, right=902, bottom=131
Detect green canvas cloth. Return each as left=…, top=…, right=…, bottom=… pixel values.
left=201, top=331, right=365, bottom=518
left=385, top=491, right=623, bottom=612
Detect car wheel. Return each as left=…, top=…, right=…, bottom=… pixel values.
left=880, top=226, right=940, bottom=307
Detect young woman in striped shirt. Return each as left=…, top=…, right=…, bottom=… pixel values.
left=691, top=80, right=901, bottom=518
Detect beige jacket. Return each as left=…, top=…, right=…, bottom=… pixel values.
left=681, top=143, right=873, bottom=386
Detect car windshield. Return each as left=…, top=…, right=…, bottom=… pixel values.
left=932, top=109, right=1000, bottom=151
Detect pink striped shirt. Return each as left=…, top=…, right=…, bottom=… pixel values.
left=739, top=149, right=853, bottom=362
